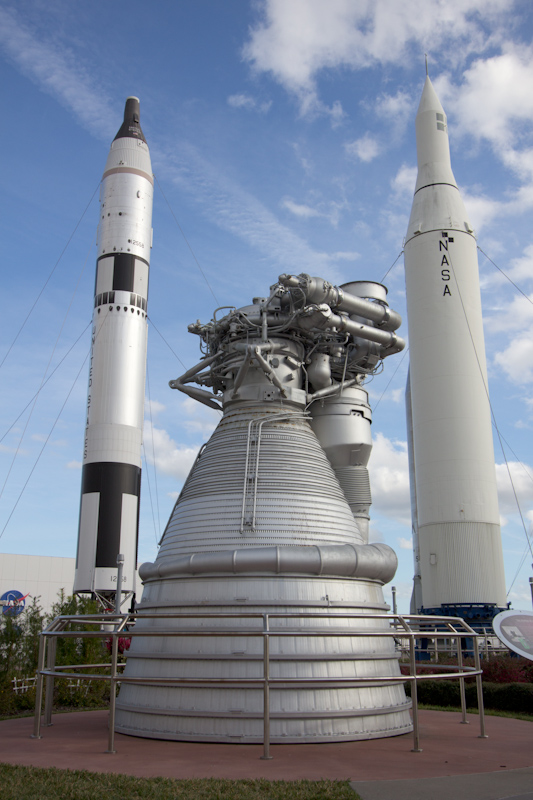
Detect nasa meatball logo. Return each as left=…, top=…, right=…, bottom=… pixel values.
left=1, top=590, right=29, bottom=617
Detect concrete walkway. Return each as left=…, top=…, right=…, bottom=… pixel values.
left=352, top=769, right=533, bottom=800
left=0, top=709, right=531, bottom=798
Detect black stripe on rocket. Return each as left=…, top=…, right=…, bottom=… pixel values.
left=94, top=254, right=149, bottom=311
left=80, top=462, right=141, bottom=568
left=94, top=253, right=149, bottom=296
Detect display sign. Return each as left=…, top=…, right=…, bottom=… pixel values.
left=493, top=609, right=533, bottom=661
left=0, top=590, right=29, bottom=617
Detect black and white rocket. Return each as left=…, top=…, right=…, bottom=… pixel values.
left=74, top=97, right=153, bottom=601
left=404, top=77, right=506, bottom=619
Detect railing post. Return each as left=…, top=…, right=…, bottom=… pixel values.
left=410, top=634, right=422, bottom=752
left=31, top=633, right=46, bottom=739
left=473, top=635, right=487, bottom=738
left=115, top=554, right=124, bottom=613
left=106, top=629, right=119, bottom=753
left=260, top=614, right=272, bottom=760
left=44, top=635, right=57, bottom=726
left=457, top=644, right=468, bottom=724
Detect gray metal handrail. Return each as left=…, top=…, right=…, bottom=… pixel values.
left=31, top=611, right=487, bottom=756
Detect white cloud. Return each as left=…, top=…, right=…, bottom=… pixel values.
left=281, top=197, right=321, bottom=218
left=180, top=397, right=221, bottom=438
left=227, top=93, right=272, bottom=113
left=145, top=398, right=166, bottom=417
left=157, top=141, right=349, bottom=281
left=228, top=93, right=256, bottom=109
left=373, top=90, right=414, bottom=139
left=506, top=245, right=533, bottom=286
left=391, top=165, right=417, bottom=199
left=398, top=536, right=413, bottom=550
left=384, top=581, right=413, bottom=601
left=483, top=254, right=533, bottom=397
left=436, top=50, right=533, bottom=224
left=459, top=189, right=502, bottom=233
left=495, top=460, right=533, bottom=515
left=368, top=524, right=385, bottom=543
left=142, top=399, right=220, bottom=482
left=329, top=251, right=359, bottom=262
left=0, top=443, right=26, bottom=455
left=482, top=244, right=533, bottom=291
left=243, top=0, right=514, bottom=117
left=291, top=142, right=313, bottom=174
left=280, top=196, right=349, bottom=228
left=374, top=90, right=412, bottom=126
left=390, top=388, right=404, bottom=404
left=0, top=6, right=114, bottom=140
left=345, top=134, right=380, bottom=163
left=488, top=293, right=533, bottom=334
left=143, top=422, right=200, bottom=482
left=494, top=333, right=533, bottom=384
left=0, top=6, right=349, bottom=283
left=368, top=432, right=411, bottom=524
left=67, top=460, right=82, bottom=470
left=440, top=49, right=533, bottom=151
left=507, top=581, right=533, bottom=608
left=31, top=433, right=67, bottom=447
left=379, top=209, right=410, bottom=247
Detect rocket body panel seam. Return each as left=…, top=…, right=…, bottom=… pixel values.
left=405, top=228, right=475, bottom=247
left=413, top=181, right=459, bottom=196
left=97, top=252, right=149, bottom=267
left=102, top=166, right=154, bottom=184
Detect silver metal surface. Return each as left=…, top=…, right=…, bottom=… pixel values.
left=44, top=637, right=56, bottom=727
left=32, top=611, right=487, bottom=756
left=116, top=272, right=410, bottom=742
left=114, top=554, right=124, bottom=614
left=140, top=543, right=397, bottom=582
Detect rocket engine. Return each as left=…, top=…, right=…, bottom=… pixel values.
left=116, top=274, right=412, bottom=742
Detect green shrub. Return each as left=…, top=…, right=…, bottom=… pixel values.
left=47, top=591, right=109, bottom=670
left=406, top=679, right=533, bottom=713
left=0, top=591, right=111, bottom=716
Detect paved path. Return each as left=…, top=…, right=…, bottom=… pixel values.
left=352, top=769, right=533, bottom=800
left=0, top=709, right=531, bottom=798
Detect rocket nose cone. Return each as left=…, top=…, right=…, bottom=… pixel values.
left=125, top=96, right=141, bottom=122
left=416, top=75, right=445, bottom=117
left=113, top=96, right=147, bottom=143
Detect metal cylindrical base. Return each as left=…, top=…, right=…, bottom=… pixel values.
left=115, top=576, right=412, bottom=743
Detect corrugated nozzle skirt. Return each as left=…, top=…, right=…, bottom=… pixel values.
left=115, top=406, right=412, bottom=742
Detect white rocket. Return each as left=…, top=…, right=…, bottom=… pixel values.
left=74, top=97, right=153, bottom=602
left=404, top=76, right=506, bottom=618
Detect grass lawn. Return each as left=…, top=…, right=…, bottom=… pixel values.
left=0, top=764, right=358, bottom=800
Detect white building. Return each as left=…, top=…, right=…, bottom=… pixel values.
left=0, top=553, right=75, bottom=616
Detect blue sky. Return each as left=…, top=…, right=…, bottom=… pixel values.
left=1, top=0, right=533, bottom=613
